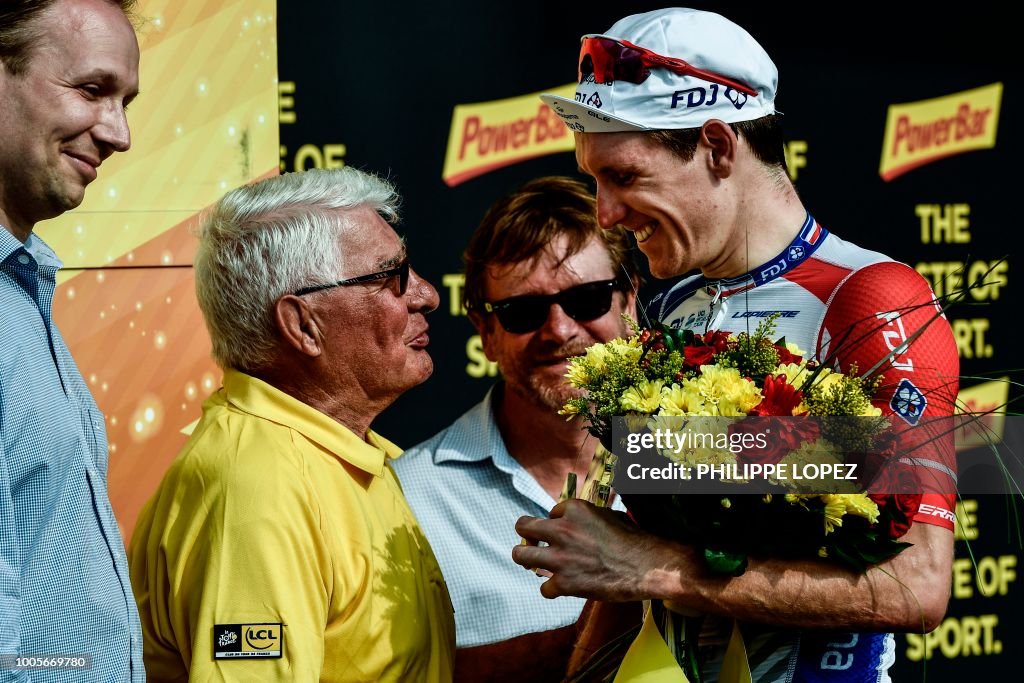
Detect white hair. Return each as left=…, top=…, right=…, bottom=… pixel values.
left=194, top=167, right=400, bottom=372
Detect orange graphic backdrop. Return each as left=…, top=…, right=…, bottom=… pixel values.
left=37, top=0, right=280, bottom=540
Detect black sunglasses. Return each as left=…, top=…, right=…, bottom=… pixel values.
left=294, top=260, right=409, bottom=297
left=482, top=278, right=621, bottom=334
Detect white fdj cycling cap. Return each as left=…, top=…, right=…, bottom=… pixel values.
left=541, top=8, right=778, bottom=133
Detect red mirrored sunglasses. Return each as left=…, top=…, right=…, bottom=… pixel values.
left=578, top=36, right=757, bottom=97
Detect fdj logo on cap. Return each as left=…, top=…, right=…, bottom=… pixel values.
left=671, top=84, right=749, bottom=112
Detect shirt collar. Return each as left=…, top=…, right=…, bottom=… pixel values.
left=432, top=385, right=508, bottom=465
left=221, top=369, right=398, bottom=477
left=1, top=227, right=62, bottom=268
left=23, top=233, right=62, bottom=268
left=1, top=226, right=25, bottom=263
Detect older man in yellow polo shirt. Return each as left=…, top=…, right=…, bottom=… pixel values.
left=128, top=167, right=454, bottom=681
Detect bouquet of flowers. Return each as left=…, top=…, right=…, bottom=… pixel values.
left=559, top=314, right=923, bottom=683
left=561, top=314, right=920, bottom=575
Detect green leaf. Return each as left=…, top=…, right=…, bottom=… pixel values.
left=704, top=548, right=748, bottom=576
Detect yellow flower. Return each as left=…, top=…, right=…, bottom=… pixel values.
left=786, top=342, right=807, bottom=358
left=687, top=366, right=760, bottom=416
left=564, top=359, right=590, bottom=387
left=583, top=343, right=611, bottom=373
left=821, top=493, right=879, bottom=534
left=859, top=404, right=883, bottom=418
left=778, top=440, right=858, bottom=493
left=822, top=495, right=846, bottom=534
left=668, top=418, right=738, bottom=470
left=620, top=379, right=665, bottom=413
left=837, top=493, right=879, bottom=523
left=623, top=414, right=649, bottom=433
left=813, top=368, right=844, bottom=394
left=659, top=382, right=691, bottom=415
left=773, top=362, right=810, bottom=386
left=731, top=382, right=764, bottom=414
left=558, top=402, right=580, bottom=419
left=609, top=336, right=642, bottom=355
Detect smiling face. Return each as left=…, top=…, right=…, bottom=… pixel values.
left=0, top=0, right=139, bottom=239
left=310, top=207, right=440, bottom=408
left=477, top=234, right=635, bottom=411
left=575, top=130, right=736, bottom=280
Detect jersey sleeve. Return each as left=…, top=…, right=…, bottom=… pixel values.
left=820, top=261, right=960, bottom=529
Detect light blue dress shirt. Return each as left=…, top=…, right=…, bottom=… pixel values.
left=1, top=228, right=143, bottom=682
left=394, top=387, right=619, bottom=648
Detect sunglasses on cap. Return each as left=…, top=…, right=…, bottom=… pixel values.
left=578, top=36, right=757, bottom=97
left=482, top=278, right=623, bottom=334
left=294, top=259, right=409, bottom=297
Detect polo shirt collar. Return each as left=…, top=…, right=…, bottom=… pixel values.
left=221, top=369, right=398, bottom=477
left=432, top=385, right=505, bottom=465
left=432, top=384, right=559, bottom=509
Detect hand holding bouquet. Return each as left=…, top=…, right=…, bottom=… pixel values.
left=558, top=314, right=923, bottom=683
left=560, top=314, right=920, bottom=574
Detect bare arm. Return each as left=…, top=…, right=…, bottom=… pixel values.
left=513, top=499, right=952, bottom=632
left=453, top=625, right=576, bottom=683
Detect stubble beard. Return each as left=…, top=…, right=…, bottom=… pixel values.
left=505, top=339, right=592, bottom=413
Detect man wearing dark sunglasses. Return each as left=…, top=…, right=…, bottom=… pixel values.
left=128, top=168, right=455, bottom=682
left=393, top=176, right=640, bottom=682
left=516, top=7, right=960, bottom=683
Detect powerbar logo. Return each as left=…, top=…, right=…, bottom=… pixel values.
left=879, top=83, right=1001, bottom=181
left=955, top=378, right=1007, bottom=452
left=213, top=623, right=282, bottom=659
left=443, top=84, right=575, bottom=187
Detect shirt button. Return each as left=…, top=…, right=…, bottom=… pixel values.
left=17, top=254, right=30, bottom=265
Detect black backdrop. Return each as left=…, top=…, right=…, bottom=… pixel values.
left=278, top=2, right=1021, bottom=678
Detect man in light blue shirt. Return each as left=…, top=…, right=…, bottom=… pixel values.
left=394, top=176, right=638, bottom=682
left=0, top=1, right=143, bottom=680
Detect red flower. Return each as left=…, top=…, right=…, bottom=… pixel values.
left=732, top=416, right=821, bottom=465
left=749, top=374, right=804, bottom=417
left=867, top=460, right=922, bottom=539
left=869, top=493, right=921, bottom=539
left=683, top=344, right=717, bottom=369
left=775, top=344, right=803, bottom=365
left=701, top=330, right=732, bottom=353
left=681, top=331, right=732, bottom=371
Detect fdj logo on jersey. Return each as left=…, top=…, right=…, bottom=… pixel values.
left=671, top=84, right=749, bottom=111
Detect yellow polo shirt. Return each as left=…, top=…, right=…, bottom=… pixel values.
left=128, top=370, right=455, bottom=682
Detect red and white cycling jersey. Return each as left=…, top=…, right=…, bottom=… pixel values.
left=652, top=214, right=960, bottom=529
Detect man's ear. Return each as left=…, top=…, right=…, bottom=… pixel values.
left=700, top=119, right=737, bottom=179
left=274, top=295, right=323, bottom=357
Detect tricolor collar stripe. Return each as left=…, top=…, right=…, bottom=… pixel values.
left=799, top=215, right=824, bottom=245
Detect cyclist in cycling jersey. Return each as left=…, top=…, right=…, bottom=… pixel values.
left=513, top=8, right=959, bottom=682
